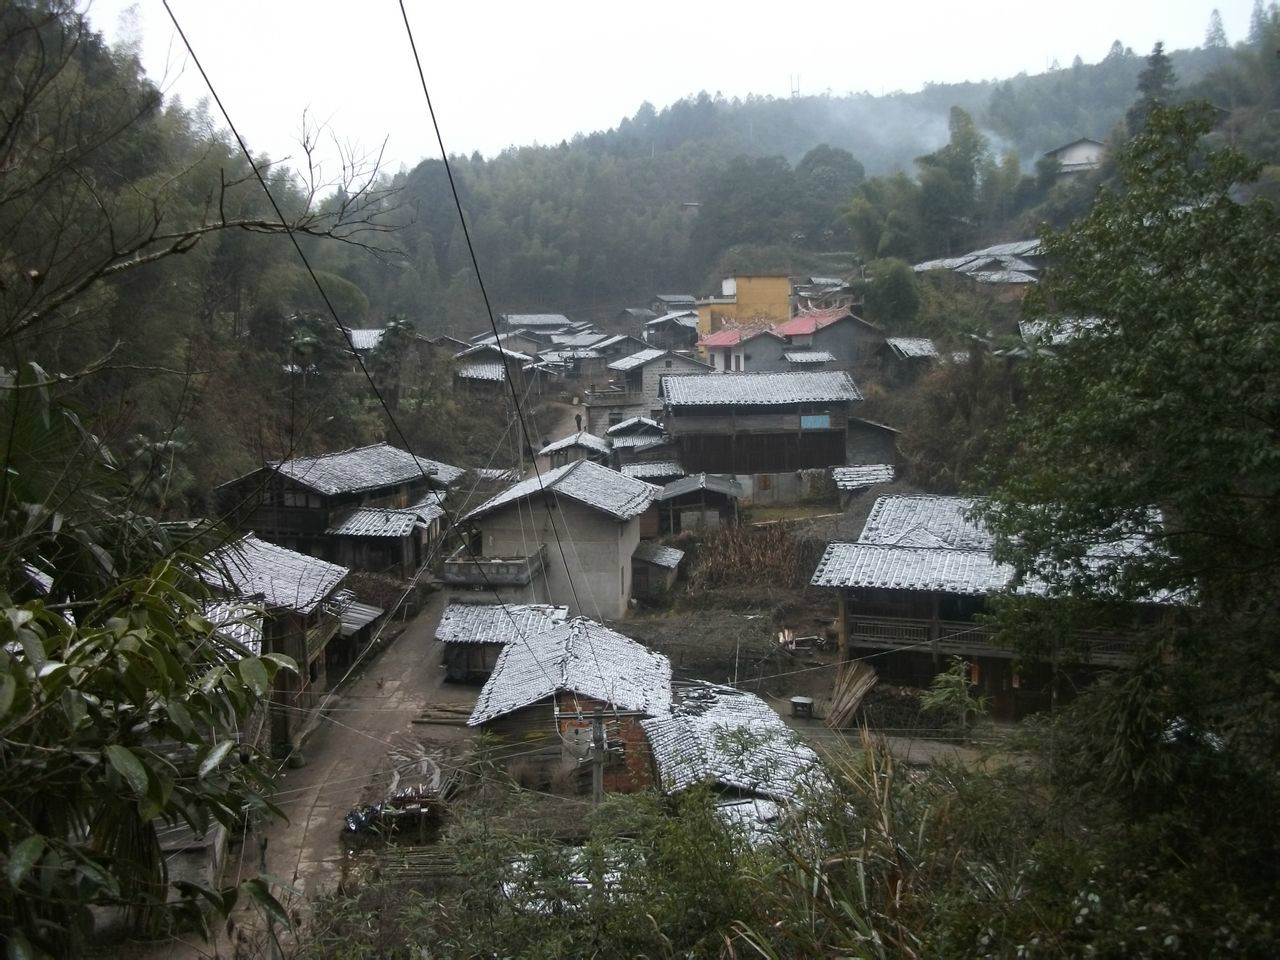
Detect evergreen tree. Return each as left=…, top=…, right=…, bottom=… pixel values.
left=1249, top=0, right=1268, bottom=45
left=1205, top=8, right=1229, bottom=48
left=1126, top=42, right=1178, bottom=133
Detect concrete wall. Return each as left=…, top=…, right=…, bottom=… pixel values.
left=478, top=497, right=636, bottom=619
left=585, top=400, right=647, bottom=436
left=734, top=468, right=836, bottom=506
left=639, top=355, right=708, bottom=417
left=809, top=316, right=885, bottom=368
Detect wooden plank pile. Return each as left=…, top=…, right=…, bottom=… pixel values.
left=825, top=661, right=878, bottom=729
left=412, top=703, right=473, bottom=726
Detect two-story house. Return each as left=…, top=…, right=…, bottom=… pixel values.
left=444, top=459, right=659, bottom=618
left=583, top=348, right=711, bottom=435
left=216, top=442, right=464, bottom=575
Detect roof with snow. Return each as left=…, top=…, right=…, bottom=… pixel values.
left=504, top=313, right=571, bottom=327
left=606, top=416, right=663, bottom=436
left=537, top=431, right=612, bottom=457
left=325, top=492, right=445, bottom=538
left=468, top=617, right=673, bottom=724
left=771, top=307, right=868, bottom=337
left=250, top=442, right=464, bottom=495
left=784, top=350, right=834, bottom=364
left=663, top=371, right=862, bottom=407
left=463, top=459, right=659, bottom=523
left=620, top=460, right=684, bottom=480
left=456, top=361, right=507, bottom=382
left=345, top=328, right=384, bottom=351
left=435, top=601, right=569, bottom=646
left=203, top=535, right=348, bottom=615
left=632, top=541, right=685, bottom=569
left=608, top=348, right=666, bottom=371
left=832, top=464, right=896, bottom=491
left=884, top=337, right=940, bottom=361
left=646, top=310, right=699, bottom=327
left=658, top=473, right=744, bottom=500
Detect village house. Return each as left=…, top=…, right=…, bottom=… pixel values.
left=880, top=337, right=940, bottom=382
left=1043, top=136, right=1105, bottom=176
left=538, top=430, right=612, bottom=469
left=914, top=239, right=1042, bottom=299
left=697, top=327, right=789, bottom=373
left=810, top=495, right=1168, bottom=718
left=444, top=459, right=660, bottom=618
left=216, top=442, right=464, bottom=574
left=467, top=617, right=673, bottom=793
left=619, top=460, right=685, bottom=485
left=630, top=541, right=685, bottom=599
left=582, top=348, right=711, bottom=435
left=453, top=341, right=533, bottom=394
left=655, top=472, right=743, bottom=533
left=651, top=293, right=696, bottom=315
left=436, top=600, right=569, bottom=682
left=695, top=275, right=792, bottom=338
left=606, top=416, right=671, bottom=468
left=502, top=312, right=573, bottom=335
left=643, top=310, right=700, bottom=351
left=617, top=306, right=658, bottom=329
left=469, top=330, right=545, bottom=358
left=536, top=347, right=610, bottom=385
left=660, top=370, right=863, bottom=483
left=772, top=307, right=885, bottom=367
left=590, top=333, right=650, bottom=363
left=831, top=464, right=896, bottom=507
left=202, top=535, right=350, bottom=755
left=791, top=275, right=856, bottom=312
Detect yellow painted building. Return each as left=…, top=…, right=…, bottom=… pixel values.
left=696, top=275, right=793, bottom=337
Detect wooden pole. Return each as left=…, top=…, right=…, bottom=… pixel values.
left=591, top=707, right=605, bottom=805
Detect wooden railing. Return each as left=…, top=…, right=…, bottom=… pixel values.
left=442, top=544, right=547, bottom=587
left=847, top=615, right=1137, bottom=666
left=305, top=615, right=341, bottom=660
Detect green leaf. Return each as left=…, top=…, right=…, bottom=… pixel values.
left=167, top=700, right=192, bottom=736
left=105, top=744, right=149, bottom=796
left=6, top=929, right=34, bottom=960
left=199, top=740, right=235, bottom=779
left=7, top=834, right=45, bottom=889
left=0, top=673, right=15, bottom=719
left=237, top=658, right=270, bottom=697
left=261, top=652, right=297, bottom=674
left=242, top=877, right=292, bottom=929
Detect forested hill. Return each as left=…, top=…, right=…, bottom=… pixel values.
left=319, top=36, right=1256, bottom=329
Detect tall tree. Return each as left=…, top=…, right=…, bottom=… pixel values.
left=1126, top=42, right=1178, bottom=132
left=1205, top=8, right=1229, bottom=48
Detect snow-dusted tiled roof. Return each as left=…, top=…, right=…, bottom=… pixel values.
left=435, top=602, right=569, bottom=646
left=606, top=416, right=663, bottom=435
left=608, top=348, right=666, bottom=371
left=620, top=460, right=683, bottom=480
left=271, top=442, right=464, bottom=494
left=346, top=328, right=384, bottom=351
left=594, top=334, right=644, bottom=351
left=811, top=542, right=1024, bottom=594
left=468, top=617, right=673, bottom=724
left=655, top=294, right=695, bottom=305
left=972, top=270, right=1036, bottom=285
left=784, top=351, right=834, bottom=363
left=860, top=496, right=989, bottom=549
left=202, top=600, right=263, bottom=656
left=538, top=431, right=611, bottom=457
left=641, top=683, right=823, bottom=802
left=658, top=473, right=743, bottom=500
left=550, top=333, right=608, bottom=349
left=646, top=309, right=699, bottom=326
left=455, top=342, right=533, bottom=362
left=663, top=371, right=861, bottom=406
left=325, top=489, right=445, bottom=537
left=884, top=337, right=940, bottom=360
left=832, top=464, right=896, bottom=491
left=463, top=459, right=658, bottom=523
left=632, top=541, right=685, bottom=569
left=504, top=313, right=571, bottom=327
left=456, top=361, right=506, bottom=382
left=203, top=535, right=348, bottom=615
left=474, top=467, right=520, bottom=483
left=609, top=434, right=666, bottom=450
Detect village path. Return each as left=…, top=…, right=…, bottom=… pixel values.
left=144, top=589, right=478, bottom=960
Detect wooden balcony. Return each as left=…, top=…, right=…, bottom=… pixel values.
left=442, top=544, right=547, bottom=587
left=583, top=387, right=644, bottom=407
left=305, top=615, right=341, bottom=660
left=847, top=615, right=1137, bottom=667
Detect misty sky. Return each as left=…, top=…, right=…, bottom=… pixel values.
left=89, top=0, right=1254, bottom=178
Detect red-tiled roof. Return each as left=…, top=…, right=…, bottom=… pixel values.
left=772, top=307, right=852, bottom=337
left=697, top=328, right=746, bottom=348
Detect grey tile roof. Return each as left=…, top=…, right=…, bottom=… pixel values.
left=658, top=473, right=743, bottom=500
left=641, top=682, right=823, bottom=802
left=504, top=313, right=571, bottom=327
left=832, top=464, right=896, bottom=490
left=606, top=416, right=662, bottom=435
left=972, top=270, right=1036, bottom=285
left=663, top=371, right=862, bottom=406
left=456, top=361, right=507, bottom=382
left=608, top=348, right=666, bottom=372
left=885, top=337, right=940, bottom=360
left=620, top=460, right=684, bottom=480
left=454, top=342, right=533, bottom=362
left=435, top=601, right=569, bottom=646
left=273, top=442, right=464, bottom=494
left=538, top=431, right=611, bottom=457
left=609, top=434, right=666, bottom=450
left=860, top=496, right=990, bottom=549
left=632, top=541, right=685, bottom=569
left=464, top=459, right=659, bottom=523
left=811, top=542, right=1025, bottom=595
left=550, top=333, right=608, bottom=348
left=784, top=351, right=835, bottom=363
left=655, top=294, right=696, bottom=304
left=346, top=328, right=384, bottom=351
left=203, top=535, right=348, bottom=614
left=202, top=600, right=264, bottom=656
left=645, top=309, right=699, bottom=326
left=325, top=490, right=444, bottom=537
left=468, top=617, right=672, bottom=724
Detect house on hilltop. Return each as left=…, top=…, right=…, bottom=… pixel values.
left=444, top=459, right=659, bottom=618
left=1043, top=136, right=1105, bottom=176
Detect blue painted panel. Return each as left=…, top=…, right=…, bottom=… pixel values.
left=800, top=414, right=831, bottom=430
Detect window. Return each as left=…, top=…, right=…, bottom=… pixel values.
left=283, top=489, right=308, bottom=507
left=734, top=354, right=742, bottom=371
left=664, top=360, right=672, bottom=367
left=710, top=354, right=716, bottom=369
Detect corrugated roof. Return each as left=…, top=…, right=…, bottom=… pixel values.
left=606, top=416, right=663, bottom=435
left=339, top=601, right=384, bottom=637
left=608, top=348, right=666, bottom=371
left=203, top=535, right=348, bottom=615
left=468, top=617, right=673, bottom=724
left=884, top=337, right=940, bottom=360
left=663, top=371, right=862, bottom=406
left=271, top=442, right=464, bottom=494
left=658, top=473, right=743, bottom=500
left=456, top=361, right=506, bottom=382
left=785, top=351, right=834, bottom=363
left=346, top=328, right=384, bottom=351
left=632, top=541, right=685, bottom=569
left=436, top=602, right=569, bottom=646
left=464, top=459, right=658, bottom=523
left=538, top=431, right=611, bottom=457
left=620, top=460, right=684, bottom=480
left=832, top=464, right=896, bottom=490
left=641, top=682, right=823, bottom=802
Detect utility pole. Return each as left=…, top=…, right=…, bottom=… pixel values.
left=591, top=707, right=605, bottom=804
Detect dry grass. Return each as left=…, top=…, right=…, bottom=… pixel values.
left=687, top=524, right=822, bottom=593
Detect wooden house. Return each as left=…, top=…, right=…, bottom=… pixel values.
left=202, top=535, right=349, bottom=755
left=538, top=430, right=612, bottom=469
left=453, top=341, right=533, bottom=394
left=655, top=473, right=743, bottom=533
left=216, top=443, right=463, bottom=574
left=644, top=310, right=700, bottom=351
left=502, top=313, right=573, bottom=336
left=606, top=416, right=672, bottom=469
left=810, top=495, right=1168, bottom=719
left=583, top=348, right=711, bottom=435
left=771, top=308, right=884, bottom=368
left=630, top=541, right=685, bottom=599
left=466, top=618, right=673, bottom=793
left=846, top=417, right=900, bottom=465
left=444, top=459, right=660, bottom=618
left=661, top=371, right=863, bottom=475
left=651, top=294, right=696, bottom=315
left=880, top=337, right=940, bottom=382
left=437, top=601, right=568, bottom=683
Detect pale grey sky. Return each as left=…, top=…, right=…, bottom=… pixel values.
left=88, top=0, right=1255, bottom=178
